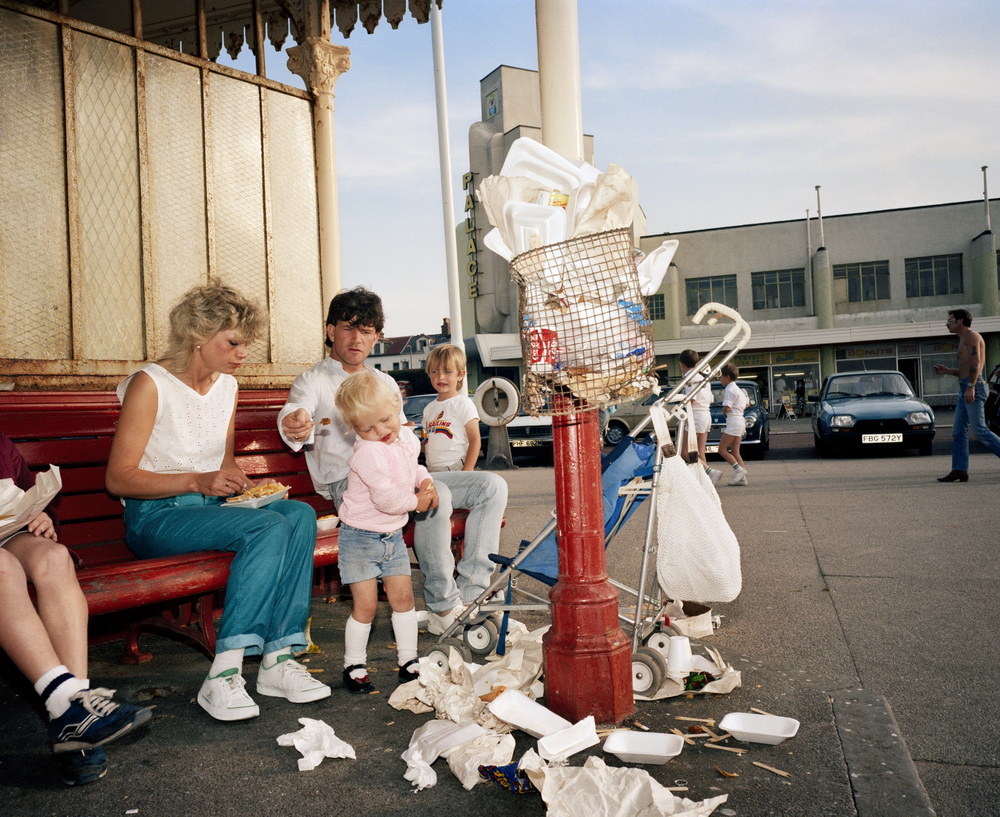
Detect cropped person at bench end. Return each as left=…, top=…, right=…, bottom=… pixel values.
left=1, top=432, right=152, bottom=786
left=106, top=280, right=330, bottom=723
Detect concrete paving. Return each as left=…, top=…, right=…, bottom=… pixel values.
left=2, top=420, right=998, bottom=816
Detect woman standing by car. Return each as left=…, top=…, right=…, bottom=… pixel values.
left=719, top=364, right=750, bottom=486
left=106, top=281, right=330, bottom=722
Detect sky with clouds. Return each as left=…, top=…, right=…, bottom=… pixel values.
left=228, top=0, right=1000, bottom=337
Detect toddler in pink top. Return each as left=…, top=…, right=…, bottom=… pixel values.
left=334, top=371, right=438, bottom=694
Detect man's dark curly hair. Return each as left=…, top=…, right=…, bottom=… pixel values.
left=325, top=287, right=385, bottom=346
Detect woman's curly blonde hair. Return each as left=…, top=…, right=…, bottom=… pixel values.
left=161, top=280, right=264, bottom=373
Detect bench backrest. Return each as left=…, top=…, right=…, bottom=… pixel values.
left=0, top=390, right=332, bottom=567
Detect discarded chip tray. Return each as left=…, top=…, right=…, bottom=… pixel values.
left=603, top=731, right=684, bottom=764
left=537, top=716, right=599, bottom=761
left=718, top=712, right=800, bottom=745
left=487, top=689, right=572, bottom=739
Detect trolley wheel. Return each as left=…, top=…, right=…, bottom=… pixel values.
left=464, top=617, right=500, bottom=657
left=631, top=647, right=667, bottom=697
left=643, top=629, right=678, bottom=661
left=424, top=637, right=472, bottom=672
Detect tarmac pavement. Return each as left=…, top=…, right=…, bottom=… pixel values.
left=3, top=412, right=999, bottom=816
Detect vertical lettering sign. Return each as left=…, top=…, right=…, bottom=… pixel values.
left=463, top=172, right=479, bottom=298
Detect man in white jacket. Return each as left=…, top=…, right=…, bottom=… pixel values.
left=278, top=287, right=507, bottom=634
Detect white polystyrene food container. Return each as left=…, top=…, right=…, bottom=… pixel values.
left=316, top=515, right=339, bottom=532
left=603, top=731, right=684, bottom=764
left=487, top=689, right=572, bottom=739
left=537, top=716, right=599, bottom=761
left=719, top=712, right=800, bottom=745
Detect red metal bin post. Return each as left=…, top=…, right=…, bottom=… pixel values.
left=543, top=398, right=634, bottom=724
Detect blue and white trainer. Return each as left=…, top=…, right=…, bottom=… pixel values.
left=49, top=688, right=153, bottom=753
left=60, top=746, right=108, bottom=786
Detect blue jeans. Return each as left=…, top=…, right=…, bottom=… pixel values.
left=330, top=471, right=508, bottom=613
left=123, top=494, right=317, bottom=655
left=951, top=378, right=1000, bottom=471
left=428, top=471, right=508, bottom=607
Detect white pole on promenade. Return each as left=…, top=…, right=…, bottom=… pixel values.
left=430, top=2, right=465, bottom=366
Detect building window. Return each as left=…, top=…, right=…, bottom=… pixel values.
left=646, top=293, right=665, bottom=321
left=373, top=363, right=382, bottom=370
left=685, top=275, right=737, bottom=315
left=392, top=362, right=400, bottom=371
left=833, top=260, right=890, bottom=302
left=904, top=253, right=962, bottom=297
left=751, top=268, right=805, bottom=310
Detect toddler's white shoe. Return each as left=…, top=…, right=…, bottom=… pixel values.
left=727, top=466, right=748, bottom=486
left=256, top=654, right=331, bottom=703
left=198, top=669, right=259, bottom=721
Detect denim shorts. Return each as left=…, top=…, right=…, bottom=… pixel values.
left=337, top=523, right=412, bottom=586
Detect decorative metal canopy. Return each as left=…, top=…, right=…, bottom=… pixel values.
left=17, top=1, right=441, bottom=69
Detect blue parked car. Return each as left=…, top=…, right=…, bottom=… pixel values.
left=811, top=371, right=934, bottom=456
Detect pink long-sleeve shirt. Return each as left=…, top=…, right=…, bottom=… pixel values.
left=338, top=425, right=430, bottom=533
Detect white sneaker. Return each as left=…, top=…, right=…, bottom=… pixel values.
left=727, top=467, right=748, bottom=486
left=426, top=607, right=460, bottom=636
left=707, top=468, right=723, bottom=485
left=256, top=654, right=332, bottom=703
left=197, top=669, right=259, bottom=721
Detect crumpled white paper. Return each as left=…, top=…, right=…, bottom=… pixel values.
left=570, top=165, right=636, bottom=238
left=444, top=731, right=516, bottom=790
left=388, top=623, right=546, bottom=724
left=0, top=466, right=61, bottom=540
left=519, top=750, right=728, bottom=817
left=276, top=718, right=356, bottom=771
left=400, top=719, right=514, bottom=791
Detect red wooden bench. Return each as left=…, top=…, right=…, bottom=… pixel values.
left=0, top=390, right=467, bottom=663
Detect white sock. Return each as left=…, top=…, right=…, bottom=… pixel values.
left=209, top=648, right=244, bottom=678
left=261, top=646, right=291, bottom=671
left=34, top=665, right=88, bottom=720
left=344, top=616, right=371, bottom=678
left=391, top=609, right=419, bottom=667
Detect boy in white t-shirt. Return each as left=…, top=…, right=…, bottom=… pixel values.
left=422, top=345, right=481, bottom=472
left=418, top=345, right=508, bottom=633
left=719, top=363, right=750, bottom=486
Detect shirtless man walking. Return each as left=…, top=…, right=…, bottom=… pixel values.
left=933, top=308, right=1000, bottom=482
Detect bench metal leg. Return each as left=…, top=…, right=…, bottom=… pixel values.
left=119, top=594, right=220, bottom=664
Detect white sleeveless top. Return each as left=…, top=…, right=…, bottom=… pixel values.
left=116, top=363, right=237, bottom=474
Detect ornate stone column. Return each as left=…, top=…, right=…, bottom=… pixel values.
left=287, top=37, right=351, bottom=306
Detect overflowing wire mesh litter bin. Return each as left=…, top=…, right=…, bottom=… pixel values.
left=510, top=228, right=658, bottom=416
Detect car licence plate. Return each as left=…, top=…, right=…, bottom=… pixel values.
left=706, top=444, right=719, bottom=453
left=862, top=433, right=903, bottom=444
left=510, top=439, right=545, bottom=447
